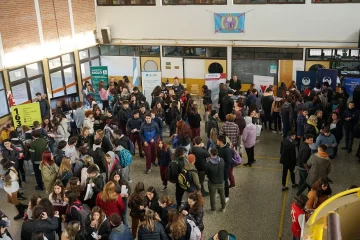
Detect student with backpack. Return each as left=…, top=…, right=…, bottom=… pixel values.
left=2, top=139, right=22, bottom=189
left=178, top=154, right=201, bottom=194
left=63, top=191, right=89, bottom=225
left=168, top=147, right=186, bottom=207
left=114, top=138, right=133, bottom=182
left=157, top=140, right=172, bottom=191
left=105, top=151, right=121, bottom=183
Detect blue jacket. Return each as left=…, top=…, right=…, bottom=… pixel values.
left=296, top=115, right=307, bottom=137
left=140, top=121, right=159, bottom=143
left=316, top=133, right=337, bottom=156
left=109, top=224, right=133, bottom=240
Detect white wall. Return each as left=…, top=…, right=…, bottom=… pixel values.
left=100, top=56, right=140, bottom=77
left=184, top=59, right=205, bottom=79
left=161, top=57, right=184, bottom=79
left=96, top=2, right=360, bottom=47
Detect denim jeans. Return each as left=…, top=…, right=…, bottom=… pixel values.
left=208, top=183, right=226, bottom=210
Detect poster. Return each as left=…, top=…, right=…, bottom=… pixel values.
left=316, top=69, right=337, bottom=91
left=11, top=102, right=42, bottom=128
left=270, top=65, right=277, bottom=74
left=253, top=75, right=274, bottom=96
left=296, top=71, right=317, bottom=92
left=141, top=72, right=162, bottom=106
left=343, top=77, right=360, bottom=99
left=205, top=73, right=227, bottom=109
left=90, top=66, right=108, bottom=101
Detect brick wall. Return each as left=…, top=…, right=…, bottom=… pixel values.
left=72, top=0, right=96, bottom=36
left=0, top=0, right=40, bottom=54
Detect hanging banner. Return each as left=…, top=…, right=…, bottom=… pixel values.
left=253, top=75, right=274, bottom=96
left=90, top=66, right=108, bottom=101
left=141, top=72, right=162, bottom=106
left=205, top=73, right=227, bottom=108
left=214, top=13, right=245, bottom=33
left=317, top=69, right=337, bottom=91
left=11, top=102, right=42, bottom=128
left=343, top=77, right=360, bottom=99
left=296, top=71, right=317, bottom=92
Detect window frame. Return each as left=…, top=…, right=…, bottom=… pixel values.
left=233, top=0, right=304, bottom=4
left=232, top=47, right=303, bottom=60
left=97, top=0, right=156, bottom=6
left=0, top=71, right=10, bottom=117
left=312, top=0, right=360, bottom=3
left=79, top=46, right=102, bottom=84
left=8, top=61, right=46, bottom=105
left=306, top=48, right=360, bottom=61
left=48, top=53, right=78, bottom=99
left=162, top=0, right=226, bottom=5
left=99, top=45, right=161, bottom=57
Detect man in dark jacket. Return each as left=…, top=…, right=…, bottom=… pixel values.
left=205, top=148, right=226, bottom=212
left=229, top=76, right=242, bottom=92
left=172, top=77, right=185, bottom=97
left=90, top=139, right=107, bottom=176
left=54, top=140, right=67, bottom=166
left=30, top=130, right=47, bottom=191
left=190, top=136, right=210, bottom=196
left=280, top=131, right=298, bottom=191
left=114, top=129, right=130, bottom=151
left=35, top=92, right=50, bottom=119
left=222, top=90, right=235, bottom=117
left=202, top=85, right=212, bottom=105
left=118, top=101, right=131, bottom=136
left=207, top=110, right=219, bottom=138
left=140, top=114, right=160, bottom=173
left=296, top=134, right=313, bottom=196
left=108, top=213, right=132, bottom=240
left=342, top=101, right=359, bottom=153
left=133, top=87, right=146, bottom=102
left=217, top=135, right=232, bottom=203
left=281, top=97, right=294, bottom=138
left=261, top=88, right=274, bottom=131
left=126, top=111, right=144, bottom=157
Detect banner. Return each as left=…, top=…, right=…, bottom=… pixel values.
left=214, top=13, right=245, bottom=33
left=132, top=58, right=140, bottom=87
left=141, top=72, right=162, bottom=106
left=90, top=66, right=108, bottom=101
left=205, top=73, right=227, bottom=108
left=253, top=75, right=274, bottom=96
left=343, top=77, right=360, bottom=99
left=316, top=69, right=337, bottom=91
left=11, top=102, right=42, bottom=128
left=296, top=71, right=317, bottom=92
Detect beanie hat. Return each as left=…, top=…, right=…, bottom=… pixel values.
left=211, top=110, right=217, bottom=116
left=187, top=154, right=196, bottom=164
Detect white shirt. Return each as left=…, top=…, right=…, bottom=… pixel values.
left=64, top=145, right=79, bottom=164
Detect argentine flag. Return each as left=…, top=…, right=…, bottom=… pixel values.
left=132, top=57, right=140, bottom=87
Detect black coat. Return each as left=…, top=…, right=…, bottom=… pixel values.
left=89, top=147, right=107, bottom=173
left=85, top=215, right=111, bottom=240
left=297, top=142, right=311, bottom=169
left=222, top=95, right=234, bottom=116
left=206, top=115, right=219, bottom=138
left=330, top=120, right=343, bottom=142
left=261, top=95, right=274, bottom=113
left=304, top=123, right=318, bottom=139
left=190, top=146, right=210, bottom=171
left=280, top=138, right=296, bottom=167
left=229, top=79, right=242, bottom=91
left=76, top=135, right=93, bottom=149
left=217, top=144, right=232, bottom=170
left=342, top=108, right=360, bottom=131
left=101, top=136, right=113, bottom=153
left=182, top=203, right=204, bottom=231
left=202, top=89, right=212, bottom=105
left=147, top=194, right=161, bottom=214
left=21, top=217, right=58, bottom=240
left=187, top=112, right=201, bottom=128
left=1, top=149, right=19, bottom=168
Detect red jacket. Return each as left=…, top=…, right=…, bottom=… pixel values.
left=95, top=192, right=125, bottom=217
left=291, top=202, right=305, bottom=238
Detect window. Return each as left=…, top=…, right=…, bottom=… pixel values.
left=306, top=48, right=360, bottom=60
left=79, top=46, right=101, bottom=84
left=100, top=45, right=161, bottom=57
left=8, top=61, right=45, bottom=105
left=120, top=46, right=139, bottom=56
left=234, top=0, right=303, bottom=3
left=0, top=72, right=9, bottom=117
left=312, top=0, right=360, bottom=3
left=97, top=0, right=155, bottom=5
left=139, top=46, right=160, bottom=56
left=163, top=0, right=226, bottom=4
left=100, top=45, right=120, bottom=56
left=48, top=53, right=78, bottom=99
left=233, top=47, right=303, bottom=60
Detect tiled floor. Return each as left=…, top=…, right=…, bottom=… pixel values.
left=1, top=123, right=360, bottom=240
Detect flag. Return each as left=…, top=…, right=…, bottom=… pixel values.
left=296, top=71, right=317, bottom=92
left=316, top=69, right=337, bottom=91
left=132, top=57, right=139, bottom=87
left=214, top=13, right=245, bottom=33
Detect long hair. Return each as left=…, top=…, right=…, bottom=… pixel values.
left=65, top=191, right=79, bottom=213
left=96, top=129, right=105, bottom=139
left=42, top=116, right=53, bottom=131
left=188, top=191, right=204, bottom=215
left=66, top=177, right=82, bottom=196
left=159, top=195, right=174, bottom=207
left=41, top=150, right=53, bottom=165
left=100, top=181, right=118, bottom=202
left=168, top=209, right=187, bottom=239
left=177, top=120, right=192, bottom=138
left=30, top=193, right=42, bottom=209
left=153, top=103, right=164, bottom=116
left=91, top=206, right=106, bottom=231
left=205, top=104, right=212, bottom=113
left=140, top=209, right=156, bottom=232
left=59, top=157, right=72, bottom=176
left=157, top=140, right=169, bottom=152
left=99, top=81, right=105, bottom=90
left=328, top=111, right=340, bottom=125
left=134, top=182, right=145, bottom=194
left=312, top=178, right=332, bottom=197
left=219, top=83, right=227, bottom=91
left=189, top=104, right=199, bottom=115
left=210, top=128, right=219, bottom=143
left=65, top=221, right=81, bottom=240
left=39, top=198, right=55, bottom=218
left=51, top=179, right=65, bottom=201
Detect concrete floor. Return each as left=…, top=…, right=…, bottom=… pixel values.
left=1, top=122, right=360, bottom=240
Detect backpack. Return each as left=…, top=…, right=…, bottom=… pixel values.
left=118, top=148, right=133, bottom=168
left=178, top=169, right=197, bottom=192
left=167, top=160, right=179, bottom=183
left=70, top=204, right=91, bottom=228
left=127, top=139, right=135, bottom=155
left=186, top=219, right=201, bottom=240
left=232, top=148, right=242, bottom=166
left=332, top=104, right=340, bottom=114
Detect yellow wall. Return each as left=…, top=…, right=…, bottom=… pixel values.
left=204, top=59, right=227, bottom=75
left=305, top=61, right=330, bottom=71
left=141, top=57, right=161, bottom=72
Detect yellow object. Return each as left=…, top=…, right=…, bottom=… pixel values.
left=10, top=102, right=42, bottom=128
left=305, top=61, right=330, bottom=71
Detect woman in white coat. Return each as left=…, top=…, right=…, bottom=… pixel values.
left=53, top=113, right=70, bottom=143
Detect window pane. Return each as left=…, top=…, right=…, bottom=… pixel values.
left=163, top=46, right=183, bottom=57
left=164, top=0, right=178, bottom=3
left=29, top=78, right=44, bottom=100
left=234, top=0, right=251, bottom=3
left=0, top=90, right=9, bottom=117
left=90, top=46, right=100, bottom=57
left=323, top=49, right=332, bottom=56
left=12, top=83, right=29, bottom=105
left=98, top=0, right=111, bottom=4
left=50, top=71, right=65, bottom=98
left=79, top=50, right=89, bottom=60
left=91, top=58, right=100, bottom=67
left=206, top=47, right=227, bottom=58
left=100, top=45, right=120, bottom=55
left=139, top=46, right=160, bottom=56
left=350, top=50, right=359, bottom=57
left=81, top=62, right=91, bottom=79
left=64, top=67, right=77, bottom=95
left=0, top=73, right=4, bottom=90
left=120, top=46, right=139, bottom=56
left=49, top=57, right=61, bottom=69
left=62, top=53, right=74, bottom=66
left=184, top=47, right=205, bottom=57
left=9, top=68, right=26, bottom=82
left=26, top=62, right=43, bottom=78
left=309, top=49, right=321, bottom=56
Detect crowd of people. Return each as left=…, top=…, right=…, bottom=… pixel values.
left=0, top=75, right=358, bottom=240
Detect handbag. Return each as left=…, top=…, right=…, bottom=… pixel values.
left=255, top=124, right=262, bottom=137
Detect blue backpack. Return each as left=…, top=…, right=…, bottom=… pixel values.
left=127, top=139, right=135, bottom=155
left=118, top=147, right=133, bottom=168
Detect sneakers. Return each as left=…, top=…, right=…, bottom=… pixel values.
left=282, top=187, right=289, bottom=191
left=219, top=207, right=226, bottom=213
left=292, top=184, right=299, bottom=188
left=272, top=131, right=277, bottom=134
left=161, top=186, right=167, bottom=191
left=152, top=162, right=158, bottom=167
left=225, top=197, right=229, bottom=203
left=145, top=169, right=151, bottom=174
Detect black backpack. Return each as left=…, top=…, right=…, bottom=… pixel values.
left=167, top=160, right=179, bottom=183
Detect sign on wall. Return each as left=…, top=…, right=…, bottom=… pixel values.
left=253, top=75, right=274, bottom=96
left=214, top=13, right=245, bottom=33
left=205, top=73, right=226, bottom=108
left=11, top=102, right=42, bottom=128
left=142, top=72, right=162, bottom=106
left=90, top=66, right=108, bottom=101
left=316, top=69, right=337, bottom=91
left=344, top=77, right=360, bottom=100
left=296, top=71, right=317, bottom=92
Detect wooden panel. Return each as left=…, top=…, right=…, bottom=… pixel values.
left=279, top=60, right=293, bottom=88
left=305, top=61, right=330, bottom=71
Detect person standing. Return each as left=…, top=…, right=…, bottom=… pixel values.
left=222, top=90, right=235, bottom=118
left=30, top=130, right=48, bottom=191
left=205, top=148, right=226, bottom=212
left=206, top=110, right=219, bottom=139
left=342, top=101, right=359, bottom=153
left=202, top=85, right=212, bottom=106
left=280, top=131, right=298, bottom=191
left=157, top=141, right=172, bottom=191
left=190, top=137, right=210, bottom=196
left=296, top=134, right=313, bottom=197
left=291, top=194, right=309, bottom=240
left=126, top=110, right=144, bottom=158
left=128, top=182, right=148, bottom=239
left=281, top=97, right=294, bottom=138
left=315, top=127, right=337, bottom=159
left=172, top=77, right=185, bottom=98
left=229, top=75, right=241, bottom=92
left=328, top=112, right=343, bottom=158
left=306, top=144, right=332, bottom=188
left=242, top=116, right=256, bottom=167
left=39, top=151, right=59, bottom=194
left=216, top=135, right=232, bottom=203
left=35, top=92, right=50, bottom=119
left=261, top=88, right=274, bottom=131
left=73, top=102, right=85, bottom=134
left=140, top=113, right=160, bottom=174
left=296, top=108, right=309, bottom=146
left=99, top=81, right=109, bottom=110
left=187, top=105, right=202, bottom=137
left=119, top=101, right=131, bottom=136
left=220, top=114, right=239, bottom=150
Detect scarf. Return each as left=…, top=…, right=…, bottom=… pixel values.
left=317, top=151, right=328, bottom=158
left=307, top=119, right=319, bottom=134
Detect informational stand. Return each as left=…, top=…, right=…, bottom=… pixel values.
left=90, top=66, right=108, bottom=101
left=253, top=75, right=274, bottom=96
left=141, top=72, right=162, bottom=106
left=205, top=73, right=226, bottom=109
left=343, top=77, right=360, bottom=100
left=317, top=69, right=337, bottom=91
left=10, top=102, right=42, bottom=128
left=296, top=71, right=317, bottom=92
